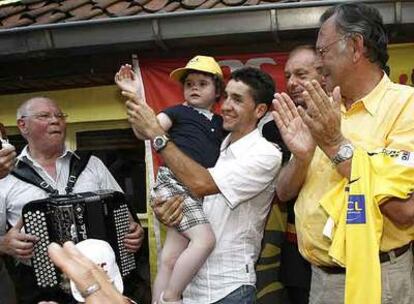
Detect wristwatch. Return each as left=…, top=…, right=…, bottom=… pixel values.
left=331, top=143, right=354, bottom=165
left=152, top=134, right=170, bottom=152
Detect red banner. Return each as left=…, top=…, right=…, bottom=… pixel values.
left=139, top=52, right=289, bottom=112
left=138, top=52, right=288, bottom=169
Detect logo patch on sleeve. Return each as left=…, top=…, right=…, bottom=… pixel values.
left=396, top=151, right=414, bottom=167
left=347, top=195, right=366, bottom=224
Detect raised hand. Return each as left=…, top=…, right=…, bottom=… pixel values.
left=114, top=64, right=142, bottom=95
left=0, top=123, right=16, bottom=178
left=298, top=80, right=344, bottom=157
left=272, top=92, right=316, bottom=162
left=0, top=145, right=16, bottom=179
left=46, top=242, right=125, bottom=304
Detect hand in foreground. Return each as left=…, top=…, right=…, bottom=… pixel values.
left=45, top=241, right=125, bottom=304
left=123, top=91, right=164, bottom=139
left=124, top=220, right=144, bottom=253
left=0, top=218, right=38, bottom=259
left=114, top=64, right=142, bottom=96
left=0, top=144, right=16, bottom=179
left=152, top=195, right=184, bottom=227
left=272, top=92, right=316, bottom=162
left=298, top=80, right=344, bottom=154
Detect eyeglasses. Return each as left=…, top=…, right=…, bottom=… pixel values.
left=20, top=112, right=68, bottom=121
left=316, top=35, right=349, bottom=58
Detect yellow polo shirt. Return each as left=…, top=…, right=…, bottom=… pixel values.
left=295, top=74, right=414, bottom=266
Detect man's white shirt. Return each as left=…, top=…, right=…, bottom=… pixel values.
left=183, top=129, right=282, bottom=303
left=0, top=146, right=122, bottom=232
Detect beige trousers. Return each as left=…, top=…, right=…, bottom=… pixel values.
left=309, top=248, right=414, bottom=304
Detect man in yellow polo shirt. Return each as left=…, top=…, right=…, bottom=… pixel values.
left=273, top=3, right=414, bottom=304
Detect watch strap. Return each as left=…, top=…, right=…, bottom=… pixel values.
left=332, top=153, right=347, bottom=165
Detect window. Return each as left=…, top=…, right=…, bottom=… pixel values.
left=76, top=128, right=147, bottom=214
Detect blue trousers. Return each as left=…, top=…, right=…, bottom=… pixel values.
left=213, top=285, right=256, bottom=304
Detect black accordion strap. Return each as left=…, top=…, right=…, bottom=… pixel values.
left=11, top=151, right=91, bottom=195
left=11, top=161, right=57, bottom=195
left=65, top=150, right=91, bottom=194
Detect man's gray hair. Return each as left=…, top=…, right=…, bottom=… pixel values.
left=320, top=3, right=389, bottom=73
left=16, top=96, right=54, bottom=119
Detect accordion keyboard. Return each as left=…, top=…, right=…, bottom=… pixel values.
left=23, top=210, right=58, bottom=288
left=114, top=204, right=136, bottom=276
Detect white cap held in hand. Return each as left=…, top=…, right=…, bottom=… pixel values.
left=70, top=239, right=124, bottom=302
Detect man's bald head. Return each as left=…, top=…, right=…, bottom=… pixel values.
left=285, top=45, right=326, bottom=107
left=17, top=96, right=58, bottom=120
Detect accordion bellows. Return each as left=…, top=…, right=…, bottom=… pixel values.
left=22, top=190, right=136, bottom=288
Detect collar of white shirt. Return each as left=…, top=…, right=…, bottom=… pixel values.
left=220, top=129, right=261, bottom=158
left=17, top=145, right=73, bottom=167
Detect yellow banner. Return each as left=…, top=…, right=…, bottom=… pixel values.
left=388, top=43, right=414, bottom=86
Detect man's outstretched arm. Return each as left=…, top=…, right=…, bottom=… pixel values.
left=124, top=94, right=219, bottom=198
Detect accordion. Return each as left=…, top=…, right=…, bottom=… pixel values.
left=22, top=190, right=136, bottom=288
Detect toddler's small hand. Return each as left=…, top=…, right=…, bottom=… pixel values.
left=115, top=64, right=142, bottom=95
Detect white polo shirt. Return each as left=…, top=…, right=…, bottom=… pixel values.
left=0, top=146, right=122, bottom=230
left=183, top=129, right=282, bottom=304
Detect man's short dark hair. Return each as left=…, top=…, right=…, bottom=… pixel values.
left=320, top=3, right=389, bottom=73
left=230, top=67, right=275, bottom=107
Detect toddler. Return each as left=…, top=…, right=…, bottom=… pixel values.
left=115, top=56, right=225, bottom=304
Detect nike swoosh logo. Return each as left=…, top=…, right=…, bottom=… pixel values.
left=348, top=177, right=360, bottom=185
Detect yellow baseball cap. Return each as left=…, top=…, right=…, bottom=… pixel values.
left=170, top=55, right=223, bottom=81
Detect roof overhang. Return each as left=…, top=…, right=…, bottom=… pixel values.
left=0, top=0, right=413, bottom=60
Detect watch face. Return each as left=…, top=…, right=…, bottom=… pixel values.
left=340, top=145, right=353, bottom=158
left=153, top=135, right=169, bottom=152
left=332, top=144, right=354, bottom=165
left=154, top=137, right=164, bottom=147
